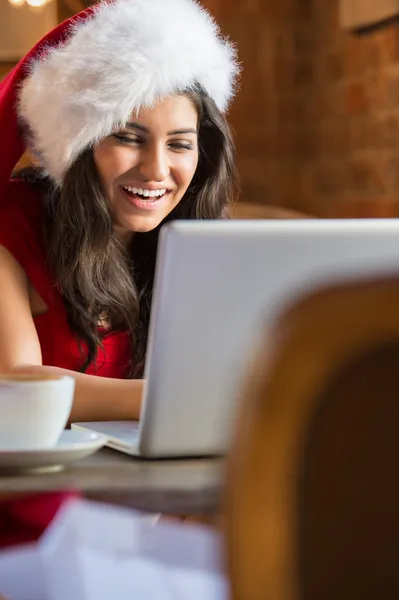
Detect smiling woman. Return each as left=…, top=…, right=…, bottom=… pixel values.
left=0, top=0, right=240, bottom=423
left=94, top=96, right=200, bottom=237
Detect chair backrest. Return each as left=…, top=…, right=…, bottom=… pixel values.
left=225, top=276, right=399, bottom=600
left=231, top=202, right=315, bottom=220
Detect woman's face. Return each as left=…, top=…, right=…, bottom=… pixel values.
left=93, top=95, right=199, bottom=239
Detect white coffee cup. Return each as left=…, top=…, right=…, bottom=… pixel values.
left=0, top=374, right=75, bottom=450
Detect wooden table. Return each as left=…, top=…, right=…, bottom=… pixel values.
left=0, top=448, right=225, bottom=516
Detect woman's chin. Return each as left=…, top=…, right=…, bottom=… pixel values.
left=118, top=214, right=164, bottom=235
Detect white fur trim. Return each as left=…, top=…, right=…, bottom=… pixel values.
left=18, top=0, right=239, bottom=184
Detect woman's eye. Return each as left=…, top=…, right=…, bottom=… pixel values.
left=113, top=134, right=141, bottom=144
left=169, top=142, right=194, bottom=151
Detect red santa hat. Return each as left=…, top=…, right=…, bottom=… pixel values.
left=0, top=0, right=239, bottom=197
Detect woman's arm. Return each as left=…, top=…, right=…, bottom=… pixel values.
left=0, top=245, right=142, bottom=423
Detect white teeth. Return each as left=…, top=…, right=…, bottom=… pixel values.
left=123, top=186, right=167, bottom=199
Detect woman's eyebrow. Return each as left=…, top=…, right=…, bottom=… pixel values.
left=167, top=128, right=198, bottom=135
left=125, top=123, right=197, bottom=136
left=125, top=122, right=149, bottom=132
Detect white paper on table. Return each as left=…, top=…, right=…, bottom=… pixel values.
left=39, top=498, right=229, bottom=600
left=0, top=543, right=47, bottom=600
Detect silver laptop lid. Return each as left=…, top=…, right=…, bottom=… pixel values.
left=138, top=219, right=399, bottom=457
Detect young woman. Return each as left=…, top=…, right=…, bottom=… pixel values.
left=0, top=0, right=240, bottom=424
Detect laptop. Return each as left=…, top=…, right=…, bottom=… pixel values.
left=72, top=219, right=399, bottom=458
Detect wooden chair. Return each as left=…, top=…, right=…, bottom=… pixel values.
left=231, top=202, right=315, bottom=220
left=225, top=276, right=399, bottom=600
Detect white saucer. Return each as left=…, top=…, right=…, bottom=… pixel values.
left=0, top=430, right=108, bottom=473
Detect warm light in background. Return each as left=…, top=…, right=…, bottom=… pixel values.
left=1, top=0, right=58, bottom=63
left=26, top=0, right=50, bottom=6
left=8, top=0, right=54, bottom=8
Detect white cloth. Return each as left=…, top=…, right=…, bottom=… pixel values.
left=0, top=499, right=228, bottom=600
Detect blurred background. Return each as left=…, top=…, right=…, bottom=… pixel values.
left=2, top=0, right=399, bottom=218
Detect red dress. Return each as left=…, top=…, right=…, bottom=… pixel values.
left=0, top=178, right=133, bottom=547
left=0, top=178, right=132, bottom=377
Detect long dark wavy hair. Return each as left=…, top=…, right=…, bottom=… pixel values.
left=15, top=88, right=238, bottom=377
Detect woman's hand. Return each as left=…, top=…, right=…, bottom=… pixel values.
left=10, top=364, right=144, bottom=423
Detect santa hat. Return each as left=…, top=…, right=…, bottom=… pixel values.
left=0, top=0, right=239, bottom=196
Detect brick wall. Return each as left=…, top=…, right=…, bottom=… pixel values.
left=204, top=0, right=399, bottom=218
left=293, top=1, right=399, bottom=217
left=202, top=0, right=306, bottom=212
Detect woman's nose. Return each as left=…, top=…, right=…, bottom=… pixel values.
left=137, top=144, right=170, bottom=182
